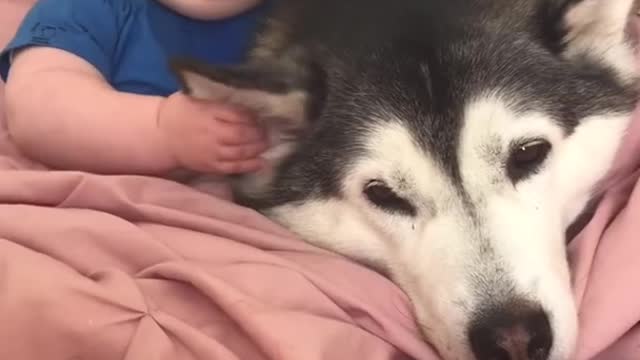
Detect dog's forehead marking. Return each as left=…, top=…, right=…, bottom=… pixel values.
left=457, top=95, right=566, bottom=192
left=355, top=120, right=456, bottom=208
left=354, top=96, right=566, bottom=212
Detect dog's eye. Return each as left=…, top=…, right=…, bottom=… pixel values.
left=507, top=139, right=552, bottom=182
left=363, top=180, right=416, bottom=216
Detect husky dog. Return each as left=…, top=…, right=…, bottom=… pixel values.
left=170, top=0, right=640, bottom=359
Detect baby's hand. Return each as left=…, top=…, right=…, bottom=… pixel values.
left=158, top=91, right=268, bottom=174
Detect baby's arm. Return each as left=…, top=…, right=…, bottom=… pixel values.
left=2, top=0, right=267, bottom=175
left=0, top=0, right=177, bottom=174
left=5, top=47, right=177, bottom=175
left=5, top=47, right=266, bottom=175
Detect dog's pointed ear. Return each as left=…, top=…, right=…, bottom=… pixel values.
left=549, top=0, right=639, bottom=82
left=169, top=58, right=323, bottom=139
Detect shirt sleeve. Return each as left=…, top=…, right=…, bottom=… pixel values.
left=0, top=0, right=118, bottom=82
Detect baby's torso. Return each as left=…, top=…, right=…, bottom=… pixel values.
left=109, top=0, right=269, bottom=96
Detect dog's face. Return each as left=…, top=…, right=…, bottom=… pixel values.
left=173, top=0, right=639, bottom=359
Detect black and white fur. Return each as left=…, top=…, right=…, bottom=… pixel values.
left=170, top=1, right=640, bottom=359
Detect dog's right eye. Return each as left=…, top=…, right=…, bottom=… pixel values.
left=507, top=139, right=552, bottom=182
left=363, top=180, right=416, bottom=216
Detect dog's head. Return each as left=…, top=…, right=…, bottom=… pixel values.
left=172, top=0, right=639, bottom=359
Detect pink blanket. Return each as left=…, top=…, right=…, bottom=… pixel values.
left=1, top=2, right=640, bottom=359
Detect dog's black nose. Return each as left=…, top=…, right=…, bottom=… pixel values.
left=468, top=301, right=553, bottom=360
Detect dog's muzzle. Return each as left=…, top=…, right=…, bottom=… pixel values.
left=468, top=298, right=553, bottom=360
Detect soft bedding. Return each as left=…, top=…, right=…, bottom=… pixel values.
left=1, top=1, right=640, bottom=359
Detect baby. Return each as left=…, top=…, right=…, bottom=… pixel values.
left=0, top=0, right=271, bottom=176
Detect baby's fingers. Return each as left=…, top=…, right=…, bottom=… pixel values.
left=215, top=159, right=264, bottom=174
left=216, top=120, right=266, bottom=145
left=211, top=105, right=255, bottom=124
left=217, top=142, right=269, bottom=161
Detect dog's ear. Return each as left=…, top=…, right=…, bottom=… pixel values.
left=547, top=0, right=639, bottom=82
left=169, top=58, right=321, bottom=139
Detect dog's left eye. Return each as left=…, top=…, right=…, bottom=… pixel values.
left=507, top=139, right=552, bottom=182
left=363, top=180, right=416, bottom=216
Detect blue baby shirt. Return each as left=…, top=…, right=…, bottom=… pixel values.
left=0, top=0, right=269, bottom=96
